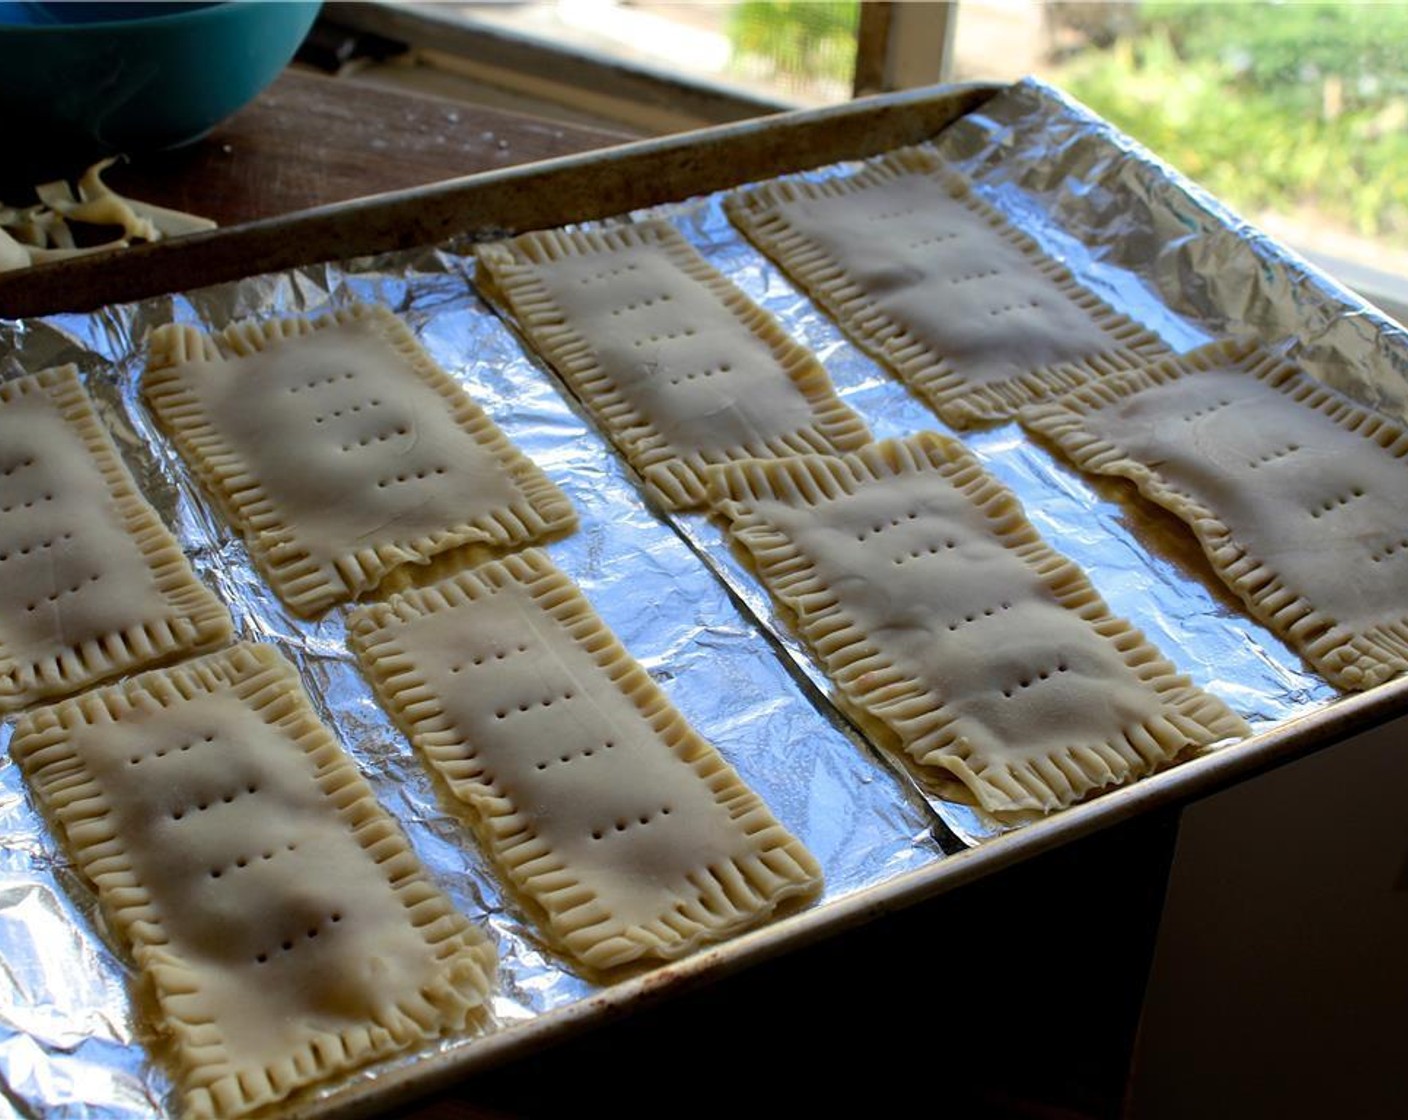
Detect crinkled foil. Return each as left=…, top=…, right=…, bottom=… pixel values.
left=0, top=77, right=1394, bottom=1115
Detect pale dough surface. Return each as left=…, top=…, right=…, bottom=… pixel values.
left=726, top=147, right=1166, bottom=428
left=143, top=304, right=576, bottom=616
left=707, top=435, right=1247, bottom=813
left=9, top=642, right=495, bottom=1120
left=0, top=366, right=229, bottom=711
left=1022, top=341, right=1408, bottom=690
left=477, top=220, right=870, bottom=508
left=349, top=549, right=822, bottom=970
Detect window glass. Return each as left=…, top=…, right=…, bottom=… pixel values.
left=453, top=0, right=859, bottom=106
left=952, top=1, right=1408, bottom=279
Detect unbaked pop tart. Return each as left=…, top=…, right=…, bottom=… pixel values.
left=0, top=364, right=229, bottom=712
left=10, top=642, right=496, bottom=1119
left=726, top=147, right=1167, bottom=429
left=349, top=549, right=822, bottom=970
left=143, top=303, right=576, bottom=617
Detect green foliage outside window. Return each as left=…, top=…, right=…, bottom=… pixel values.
left=727, top=0, right=860, bottom=87
left=1057, top=2, right=1408, bottom=245
left=722, top=1, right=1405, bottom=246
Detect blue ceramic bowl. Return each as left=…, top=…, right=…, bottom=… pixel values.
left=0, top=1, right=320, bottom=184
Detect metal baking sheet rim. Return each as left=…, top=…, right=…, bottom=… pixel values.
left=3, top=78, right=1407, bottom=1118
left=0, top=81, right=1002, bottom=319
left=299, top=673, right=1408, bottom=1119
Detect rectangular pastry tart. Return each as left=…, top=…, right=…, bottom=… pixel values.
left=348, top=549, right=823, bottom=971
left=1021, top=340, right=1408, bottom=690
left=142, top=303, right=576, bottom=617
left=0, top=365, right=230, bottom=712
left=476, top=219, right=871, bottom=509
left=724, top=147, right=1167, bottom=429
left=9, top=642, right=497, bottom=1120
left=705, top=434, right=1248, bottom=814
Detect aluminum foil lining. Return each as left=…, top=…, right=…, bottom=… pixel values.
left=0, top=76, right=1392, bottom=1117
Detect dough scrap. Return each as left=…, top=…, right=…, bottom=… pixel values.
left=476, top=219, right=871, bottom=509
left=725, top=147, right=1167, bottom=428
left=1021, top=340, right=1408, bottom=690
left=9, top=642, right=496, bottom=1120
left=706, top=434, right=1248, bottom=814
left=348, top=549, right=823, bottom=970
left=142, top=303, right=576, bottom=616
left=0, top=365, right=230, bottom=712
left=2, top=157, right=215, bottom=271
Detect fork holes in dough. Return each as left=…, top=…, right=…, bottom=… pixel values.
left=948, top=268, right=1001, bottom=284
left=1182, top=398, right=1234, bottom=423
left=858, top=512, right=926, bottom=544
left=611, top=293, right=671, bottom=315
left=135, top=733, right=215, bottom=764
left=536, top=738, right=610, bottom=771
left=0, top=530, right=73, bottom=563
left=946, top=600, right=1012, bottom=632
left=894, top=539, right=959, bottom=564
left=668, top=361, right=733, bottom=386
left=906, top=231, right=958, bottom=248
left=632, top=328, right=697, bottom=347
left=1310, top=488, right=1367, bottom=518
left=988, top=299, right=1041, bottom=316
left=38, top=573, right=102, bottom=605
left=581, top=262, right=637, bottom=283
left=289, top=370, right=356, bottom=394
left=258, top=914, right=339, bottom=964
left=315, top=399, right=382, bottom=424
left=592, top=804, right=672, bottom=840
left=340, top=425, right=410, bottom=452
left=1372, top=537, right=1408, bottom=563
left=464, top=642, right=529, bottom=671
left=0, top=493, right=54, bottom=514
left=377, top=466, right=448, bottom=488
left=1002, top=660, right=1070, bottom=698
left=867, top=207, right=916, bottom=223
left=1249, top=442, right=1300, bottom=468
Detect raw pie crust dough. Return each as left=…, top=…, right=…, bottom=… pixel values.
left=143, top=304, right=577, bottom=617
left=1021, top=340, right=1408, bottom=690
left=348, top=549, right=823, bottom=970
left=725, top=147, right=1168, bottom=429
left=0, top=365, right=230, bottom=712
left=706, top=434, right=1248, bottom=814
left=9, top=642, right=497, bottom=1120
left=476, top=219, right=871, bottom=509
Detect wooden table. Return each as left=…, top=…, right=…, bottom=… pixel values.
left=106, top=68, right=639, bottom=226
left=7, top=68, right=1167, bottom=1120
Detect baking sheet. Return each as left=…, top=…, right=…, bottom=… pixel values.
left=0, top=76, right=1401, bottom=1117
left=0, top=238, right=945, bottom=1120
